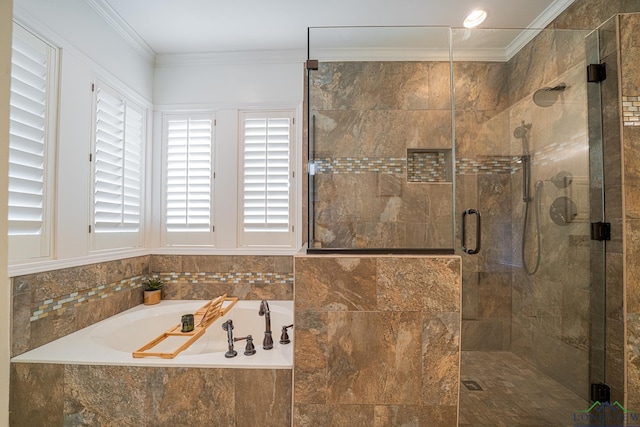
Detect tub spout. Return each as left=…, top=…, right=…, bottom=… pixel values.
left=258, top=300, right=273, bottom=350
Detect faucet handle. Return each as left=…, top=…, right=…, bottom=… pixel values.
left=234, top=335, right=257, bottom=356
left=243, top=335, right=256, bottom=356
left=280, top=324, right=293, bottom=345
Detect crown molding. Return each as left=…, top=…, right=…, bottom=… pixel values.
left=505, top=0, right=577, bottom=60
left=155, top=49, right=306, bottom=67
left=84, top=0, right=156, bottom=63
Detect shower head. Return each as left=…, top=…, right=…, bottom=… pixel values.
left=533, top=83, right=567, bottom=107
left=513, top=122, right=531, bottom=139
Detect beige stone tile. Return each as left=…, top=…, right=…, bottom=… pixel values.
left=294, top=403, right=374, bottom=427
left=235, top=369, right=291, bottom=427
left=64, top=365, right=148, bottom=425
left=376, top=257, right=460, bottom=313
left=326, top=311, right=422, bottom=405
left=145, top=368, right=235, bottom=426
left=10, top=363, right=64, bottom=427
left=374, top=404, right=458, bottom=427
left=150, top=254, right=183, bottom=273
left=620, top=14, right=640, bottom=95
left=295, top=257, right=377, bottom=311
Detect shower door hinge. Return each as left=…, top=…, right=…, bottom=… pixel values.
left=587, top=63, right=606, bottom=83
left=306, top=59, right=319, bottom=70
left=591, top=383, right=611, bottom=403
left=591, top=222, right=611, bottom=241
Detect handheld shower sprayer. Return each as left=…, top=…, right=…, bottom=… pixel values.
left=513, top=120, right=541, bottom=275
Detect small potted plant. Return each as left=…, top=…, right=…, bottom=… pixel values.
left=143, top=277, right=163, bottom=305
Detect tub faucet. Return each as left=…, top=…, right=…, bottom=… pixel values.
left=258, top=300, right=273, bottom=350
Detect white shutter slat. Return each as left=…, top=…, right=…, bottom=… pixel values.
left=8, top=28, right=48, bottom=239
left=93, top=82, right=143, bottom=235
left=242, top=115, right=291, bottom=233
left=165, top=117, right=213, bottom=234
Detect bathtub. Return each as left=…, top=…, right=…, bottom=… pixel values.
left=11, top=300, right=293, bottom=369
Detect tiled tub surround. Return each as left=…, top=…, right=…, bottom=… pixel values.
left=293, top=255, right=461, bottom=426
left=10, top=255, right=295, bottom=426
left=11, top=255, right=294, bottom=357
left=151, top=255, right=294, bottom=301
left=12, top=256, right=150, bottom=357
left=12, top=300, right=294, bottom=368
left=10, top=364, right=292, bottom=426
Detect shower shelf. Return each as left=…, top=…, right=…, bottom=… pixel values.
left=406, top=148, right=452, bottom=183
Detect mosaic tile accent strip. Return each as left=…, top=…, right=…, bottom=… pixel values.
left=623, top=96, right=640, bottom=126
left=30, top=275, right=145, bottom=322
left=407, top=150, right=450, bottom=182
left=531, top=133, right=586, bottom=165
left=455, top=156, right=516, bottom=175
left=313, top=157, right=406, bottom=175
left=312, top=135, right=586, bottom=178
left=157, top=272, right=294, bottom=286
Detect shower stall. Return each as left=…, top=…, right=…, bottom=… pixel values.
left=306, top=25, right=609, bottom=424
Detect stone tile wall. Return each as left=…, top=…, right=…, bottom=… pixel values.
left=150, top=255, right=294, bottom=301
left=293, top=255, right=461, bottom=426
left=308, top=61, right=454, bottom=249
left=594, top=15, right=626, bottom=405
left=10, top=363, right=291, bottom=426
left=504, top=27, right=593, bottom=399
left=453, top=60, right=513, bottom=353
left=619, top=13, right=640, bottom=411
left=11, top=255, right=294, bottom=357
left=11, top=256, right=149, bottom=357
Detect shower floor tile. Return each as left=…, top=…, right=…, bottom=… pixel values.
left=459, top=351, right=590, bottom=427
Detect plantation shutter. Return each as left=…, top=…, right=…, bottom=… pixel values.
left=164, top=115, right=214, bottom=246
left=123, top=104, right=143, bottom=231
left=94, top=84, right=125, bottom=232
left=8, top=24, right=56, bottom=260
left=92, top=80, right=144, bottom=249
left=240, top=112, right=294, bottom=247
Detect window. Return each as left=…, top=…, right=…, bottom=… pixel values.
left=162, top=114, right=215, bottom=246
left=8, top=24, right=57, bottom=262
left=239, top=111, right=295, bottom=247
left=91, top=80, right=145, bottom=250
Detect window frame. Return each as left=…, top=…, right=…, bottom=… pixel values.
left=238, top=110, right=296, bottom=248
left=90, top=78, right=146, bottom=251
left=161, top=112, right=216, bottom=247
left=8, top=23, right=58, bottom=263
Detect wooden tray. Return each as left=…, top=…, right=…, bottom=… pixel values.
left=132, top=295, right=238, bottom=359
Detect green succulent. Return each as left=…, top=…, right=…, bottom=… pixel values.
left=143, top=278, right=164, bottom=291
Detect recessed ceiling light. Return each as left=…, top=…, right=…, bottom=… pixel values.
left=463, top=9, right=488, bottom=28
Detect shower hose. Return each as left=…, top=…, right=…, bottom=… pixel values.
left=522, top=181, right=543, bottom=275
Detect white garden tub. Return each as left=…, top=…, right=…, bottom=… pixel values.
left=12, top=300, right=293, bottom=369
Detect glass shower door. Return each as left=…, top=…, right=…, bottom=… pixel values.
left=453, top=26, right=606, bottom=425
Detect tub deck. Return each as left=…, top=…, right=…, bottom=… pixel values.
left=11, top=300, right=293, bottom=369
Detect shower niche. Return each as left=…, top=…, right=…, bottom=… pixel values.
left=407, top=148, right=452, bottom=183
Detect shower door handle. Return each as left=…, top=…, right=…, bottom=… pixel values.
left=461, top=209, right=481, bottom=255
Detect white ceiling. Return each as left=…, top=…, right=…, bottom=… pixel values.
left=95, top=0, right=576, bottom=56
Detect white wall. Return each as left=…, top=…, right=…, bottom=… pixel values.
left=9, top=2, right=306, bottom=271
left=1, top=2, right=12, bottom=424
left=14, top=0, right=153, bottom=100
left=154, top=54, right=303, bottom=106
left=10, top=0, right=154, bottom=275
left=152, top=53, right=305, bottom=252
